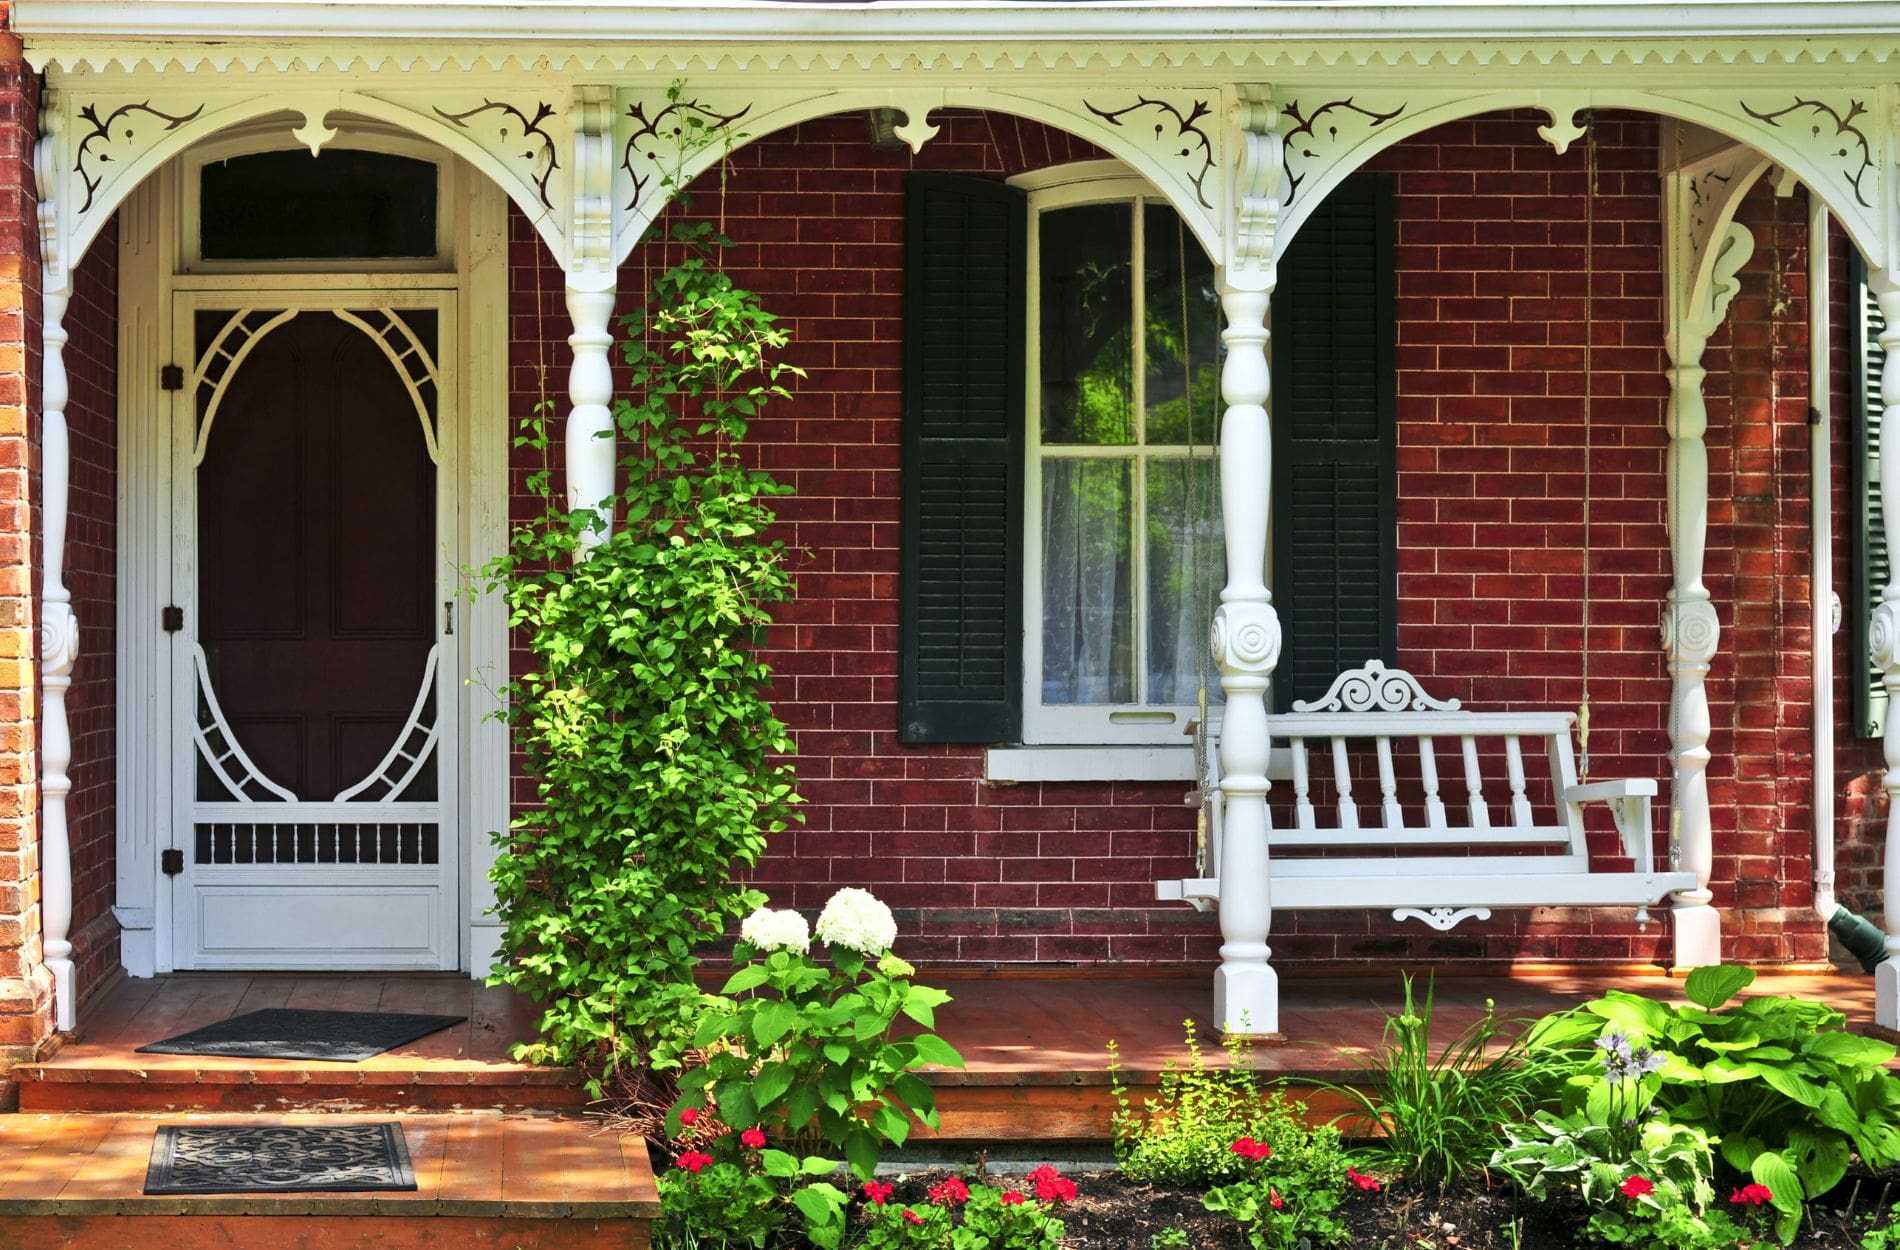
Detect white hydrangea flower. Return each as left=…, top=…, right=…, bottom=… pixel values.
left=815, top=888, right=898, bottom=954
left=739, top=907, right=810, bottom=954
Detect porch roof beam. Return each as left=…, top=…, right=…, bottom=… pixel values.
left=16, top=0, right=1900, bottom=45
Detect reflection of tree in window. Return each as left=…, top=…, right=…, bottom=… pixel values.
left=1037, top=195, right=1224, bottom=715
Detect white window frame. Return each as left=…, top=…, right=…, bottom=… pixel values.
left=1014, top=162, right=1223, bottom=746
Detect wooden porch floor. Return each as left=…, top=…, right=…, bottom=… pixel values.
left=15, top=968, right=1883, bottom=1138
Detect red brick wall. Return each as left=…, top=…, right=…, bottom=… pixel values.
left=63, top=215, right=116, bottom=1000
left=496, top=107, right=1855, bottom=970
left=0, top=1, right=50, bottom=1081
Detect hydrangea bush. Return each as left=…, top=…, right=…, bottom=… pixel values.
left=669, top=887, right=965, bottom=1180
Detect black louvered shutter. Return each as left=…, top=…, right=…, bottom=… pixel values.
left=899, top=174, right=1027, bottom=743
left=1853, top=250, right=1890, bottom=739
left=1271, top=173, right=1397, bottom=707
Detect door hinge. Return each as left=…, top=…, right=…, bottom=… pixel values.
left=162, top=605, right=184, bottom=632
left=160, top=364, right=184, bottom=391
left=161, top=848, right=184, bottom=876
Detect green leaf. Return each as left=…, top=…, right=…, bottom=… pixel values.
left=801, top=1155, right=838, bottom=1176
left=718, top=1082, right=759, bottom=1129
left=761, top=1148, right=798, bottom=1178
left=786, top=1081, right=820, bottom=1132
left=753, top=999, right=799, bottom=1047
left=1684, top=965, right=1755, bottom=1010
left=1585, top=991, right=1674, bottom=1038
left=844, top=1128, right=880, bottom=1180
left=793, top=1183, right=846, bottom=1229
left=873, top=1101, right=912, bottom=1146
left=721, top=964, right=770, bottom=995
left=1808, top=1030, right=1897, bottom=1067
left=910, top=1033, right=965, bottom=1069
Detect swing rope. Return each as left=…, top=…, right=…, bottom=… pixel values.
left=1579, top=115, right=1598, bottom=782
left=1184, top=215, right=1216, bottom=878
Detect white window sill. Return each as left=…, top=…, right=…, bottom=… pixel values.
left=984, top=745, right=1198, bottom=784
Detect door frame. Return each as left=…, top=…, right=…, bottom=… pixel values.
left=114, top=123, right=512, bottom=976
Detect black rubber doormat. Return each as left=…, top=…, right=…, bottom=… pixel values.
left=144, top=1122, right=418, bottom=1194
left=135, top=1008, right=466, bottom=1062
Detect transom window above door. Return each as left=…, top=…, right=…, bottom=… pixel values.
left=180, top=120, right=451, bottom=273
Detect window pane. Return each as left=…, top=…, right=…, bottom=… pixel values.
left=1144, top=204, right=1223, bottom=446
left=1039, top=203, right=1133, bottom=446
left=201, top=149, right=438, bottom=261
left=1147, top=458, right=1225, bottom=706
left=1042, top=458, right=1133, bottom=703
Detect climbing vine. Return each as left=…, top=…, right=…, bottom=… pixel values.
left=481, top=117, right=802, bottom=1083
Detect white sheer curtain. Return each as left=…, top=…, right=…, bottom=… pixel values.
left=1041, top=459, right=1132, bottom=703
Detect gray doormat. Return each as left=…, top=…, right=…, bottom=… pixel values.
left=144, top=1122, right=418, bottom=1194
left=135, top=1007, right=466, bottom=1062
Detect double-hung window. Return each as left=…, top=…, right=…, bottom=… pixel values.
left=1023, top=172, right=1227, bottom=743
left=897, top=164, right=1396, bottom=747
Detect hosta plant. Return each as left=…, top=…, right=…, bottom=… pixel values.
left=668, top=888, right=964, bottom=1180
left=1544, top=965, right=1900, bottom=1244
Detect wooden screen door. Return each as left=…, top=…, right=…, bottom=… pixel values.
left=169, top=293, right=460, bottom=969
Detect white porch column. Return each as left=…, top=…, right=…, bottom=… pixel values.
left=1210, top=88, right=1284, bottom=1037
left=1660, top=160, right=1758, bottom=968
left=1870, top=270, right=1900, bottom=1027
left=39, top=280, right=79, bottom=1032
left=1661, top=319, right=1722, bottom=968
left=564, top=276, right=618, bottom=550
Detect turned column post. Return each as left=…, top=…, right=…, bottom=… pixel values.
left=564, top=277, right=618, bottom=551
left=1210, top=87, right=1284, bottom=1037
left=1871, top=271, right=1900, bottom=1026
left=40, top=280, right=78, bottom=1031
left=1662, top=322, right=1722, bottom=968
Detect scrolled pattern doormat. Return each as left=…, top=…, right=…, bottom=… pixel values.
left=144, top=1122, right=418, bottom=1194
left=135, top=1007, right=466, bottom=1061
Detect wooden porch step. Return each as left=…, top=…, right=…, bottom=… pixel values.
left=0, top=1110, right=658, bottom=1249
left=15, top=972, right=590, bottom=1112
left=13, top=1057, right=590, bottom=1113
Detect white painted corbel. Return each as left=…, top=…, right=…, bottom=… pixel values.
left=887, top=91, right=943, bottom=154
left=290, top=106, right=338, bottom=156
left=1659, top=144, right=1772, bottom=971
left=1534, top=95, right=1589, bottom=155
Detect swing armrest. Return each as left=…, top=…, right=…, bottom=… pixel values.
left=1565, top=779, right=1657, bottom=864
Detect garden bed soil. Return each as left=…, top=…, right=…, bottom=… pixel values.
left=876, top=1169, right=1900, bottom=1249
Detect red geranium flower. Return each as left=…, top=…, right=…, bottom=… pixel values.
left=674, top=1150, right=713, bottom=1174
left=1621, top=1176, right=1656, bottom=1199
left=1347, top=1167, right=1382, bottom=1192
left=740, top=1128, right=766, bottom=1149
left=1731, top=1183, right=1773, bottom=1207
left=928, top=1177, right=970, bottom=1206
left=1028, top=1164, right=1078, bottom=1203
left=862, top=1181, right=895, bottom=1206
left=902, top=1209, right=925, bottom=1225
left=678, top=1107, right=700, bottom=1127
left=1231, top=1137, right=1273, bottom=1161
left=1269, top=1189, right=1284, bottom=1209
left=1001, top=1190, right=1025, bottom=1205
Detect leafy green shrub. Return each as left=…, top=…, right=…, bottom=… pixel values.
left=669, top=889, right=964, bottom=1180
left=1109, top=1020, right=1305, bottom=1186
left=482, top=209, right=803, bottom=1088
left=656, top=1119, right=846, bottom=1250
left=1201, top=1129, right=1359, bottom=1250
left=1551, top=965, right=1900, bottom=1244
left=1314, top=974, right=1566, bottom=1192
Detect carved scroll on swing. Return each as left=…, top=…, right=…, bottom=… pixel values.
left=1292, top=660, right=1462, bottom=714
